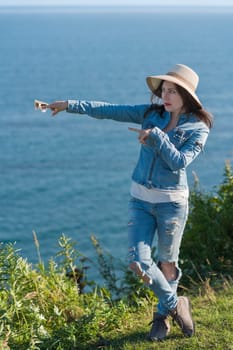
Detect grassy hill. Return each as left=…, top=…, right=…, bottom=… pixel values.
left=0, top=239, right=232, bottom=350
left=1, top=163, right=232, bottom=349
left=100, top=284, right=233, bottom=350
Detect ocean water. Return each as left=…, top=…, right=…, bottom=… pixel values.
left=0, top=6, right=233, bottom=281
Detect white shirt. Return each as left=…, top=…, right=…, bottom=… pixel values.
left=130, top=181, right=189, bottom=204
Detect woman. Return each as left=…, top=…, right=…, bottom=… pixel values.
left=47, top=64, right=213, bottom=341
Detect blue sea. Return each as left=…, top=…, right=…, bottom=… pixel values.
left=0, top=6, right=233, bottom=282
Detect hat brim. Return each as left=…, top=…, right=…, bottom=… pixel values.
left=146, top=74, right=202, bottom=107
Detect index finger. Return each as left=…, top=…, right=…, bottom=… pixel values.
left=47, top=103, right=55, bottom=109
left=128, top=127, right=141, bottom=133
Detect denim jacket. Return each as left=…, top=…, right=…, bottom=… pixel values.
left=67, top=100, right=210, bottom=190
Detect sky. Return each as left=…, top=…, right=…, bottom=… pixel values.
left=0, top=0, right=232, bottom=6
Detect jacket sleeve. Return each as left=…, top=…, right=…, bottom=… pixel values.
left=66, top=100, right=148, bottom=125
left=149, top=125, right=209, bottom=170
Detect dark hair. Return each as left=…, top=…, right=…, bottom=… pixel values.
left=144, top=81, right=213, bottom=129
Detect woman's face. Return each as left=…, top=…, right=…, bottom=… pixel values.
left=161, top=81, right=184, bottom=116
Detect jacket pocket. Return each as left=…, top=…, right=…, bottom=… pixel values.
left=172, top=128, right=193, bottom=147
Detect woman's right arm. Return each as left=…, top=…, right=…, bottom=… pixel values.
left=47, top=100, right=149, bottom=125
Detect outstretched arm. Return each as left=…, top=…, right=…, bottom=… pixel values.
left=47, top=100, right=148, bottom=124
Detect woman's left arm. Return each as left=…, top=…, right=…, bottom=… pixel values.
left=147, top=125, right=210, bottom=170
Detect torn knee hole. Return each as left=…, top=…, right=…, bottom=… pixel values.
left=159, top=261, right=178, bottom=281
left=129, top=261, right=152, bottom=285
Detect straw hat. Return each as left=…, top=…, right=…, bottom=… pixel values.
left=146, top=64, right=202, bottom=107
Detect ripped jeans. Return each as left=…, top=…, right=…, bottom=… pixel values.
left=127, top=197, right=189, bottom=315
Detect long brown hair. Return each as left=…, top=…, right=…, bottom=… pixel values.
left=144, top=81, right=213, bottom=129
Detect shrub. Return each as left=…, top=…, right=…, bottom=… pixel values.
left=180, top=161, right=233, bottom=286
left=0, top=237, right=134, bottom=349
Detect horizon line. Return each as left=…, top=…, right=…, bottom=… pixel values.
left=0, top=4, right=233, bottom=7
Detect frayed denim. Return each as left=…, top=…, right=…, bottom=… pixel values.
left=127, top=197, right=188, bottom=315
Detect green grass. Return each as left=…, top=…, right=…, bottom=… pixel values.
left=0, top=238, right=233, bottom=350
left=100, top=287, right=233, bottom=350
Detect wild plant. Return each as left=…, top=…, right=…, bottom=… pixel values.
left=180, top=161, right=233, bottom=286
left=90, top=234, right=156, bottom=306
left=0, top=235, right=134, bottom=349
